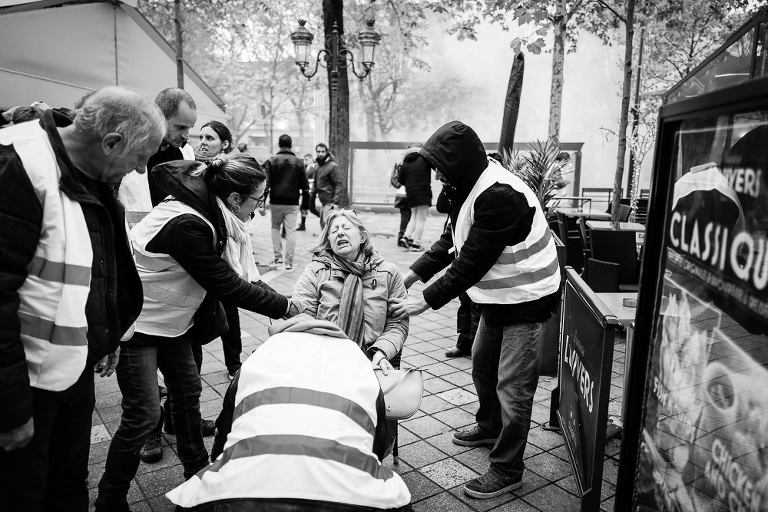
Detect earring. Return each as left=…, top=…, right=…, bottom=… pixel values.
left=231, top=203, right=241, bottom=214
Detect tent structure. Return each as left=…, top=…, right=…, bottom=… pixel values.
left=0, top=0, right=226, bottom=129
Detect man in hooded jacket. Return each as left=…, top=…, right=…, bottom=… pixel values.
left=390, top=121, right=561, bottom=499
left=313, top=143, right=343, bottom=228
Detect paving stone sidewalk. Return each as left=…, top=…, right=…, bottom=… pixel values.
left=89, top=210, right=624, bottom=511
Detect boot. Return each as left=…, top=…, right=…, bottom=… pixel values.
left=297, top=218, right=306, bottom=231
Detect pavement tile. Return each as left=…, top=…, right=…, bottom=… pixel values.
left=95, top=390, right=124, bottom=409
left=524, top=453, right=574, bottom=482
left=429, top=337, right=457, bottom=349
left=400, top=470, right=444, bottom=503
left=91, top=424, right=111, bottom=443
left=423, top=377, right=455, bottom=395
left=88, top=461, right=105, bottom=489
left=417, top=395, right=455, bottom=414
left=601, top=496, right=615, bottom=511
left=412, top=490, right=475, bottom=512
left=407, top=341, right=441, bottom=353
left=454, top=447, right=491, bottom=474
left=135, top=466, right=186, bottom=498
left=431, top=407, right=476, bottom=429
left=444, top=357, right=474, bottom=370
left=403, top=353, right=440, bottom=368
left=529, top=403, right=551, bottom=426
left=424, top=431, right=474, bottom=456
left=526, top=426, right=565, bottom=451
left=419, top=458, right=479, bottom=489
left=448, top=484, right=519, bottom=511
left=202, top=371, right=232, bottom=386
left=441, top=371, right=474, bottom=387
left=460, top=402, right=480, bottom=416
left=402, top=415, right=453, bottom=439
left=510, top=470, right=550, bottom=497
left=424, top=362, right=462, bottom=377
left=522, top=483, right=581, bottom=512
left=149, top=496, right=178, bottom=511
left=397, top=440, right=449, bottom=468
left=382, top=455, right=413, bottom=475
left=397, top=426, right=420, bottom=447
left=435, top=388, right=478, bottom=406
left=486, top=498, right=540, bottom=511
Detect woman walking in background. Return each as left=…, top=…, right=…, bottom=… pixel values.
left=398, top=143, right=432, bottom=251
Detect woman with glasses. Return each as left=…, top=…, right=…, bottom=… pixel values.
left=96, top=154, right=294, bottom=510
left=291, top=208, right=408, bottom=373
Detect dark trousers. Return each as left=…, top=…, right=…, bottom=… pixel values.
left=397, top=207, right=411, bottom=239
left=97, top=331, right=209, bottom=506
left=472, top=313, right=546, bottom=482
left=456, top=293, right=481, bottom=353
left=220, top=302, right=242, bottom=373
left=0, top=365, right=94, bottom=512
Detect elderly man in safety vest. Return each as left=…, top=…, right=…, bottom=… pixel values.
left=0, top=87, right=164, bottom=511
left=390, top=121, right=561, bottom=500
left=167, top=314, right=412, bottom=512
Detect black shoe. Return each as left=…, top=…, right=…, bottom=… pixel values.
left=202, top=419, right=216, bottom=437
left=445, top=347, right=469, bottom=358
left=452, top=425, right=499, bottom=447
left=410, top=242, right=424, bottom=252
left=281, top=226, right=286, bottom=238
left=398, top=236, right=410, bottom=249
left=463, top=471, right=522, bottom=499
left=297, top=220, right=306, bottom=231
left=139, top=430, right=163, bottom=463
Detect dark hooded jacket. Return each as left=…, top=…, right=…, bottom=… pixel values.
left=399, top=149, right=432, bottom=207
left=410, top=121, right=558, bottom=326
left=128, top=161, right=289, bottom=328
left=313, top=153, right=343, bottom=206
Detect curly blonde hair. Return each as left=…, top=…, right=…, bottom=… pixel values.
left=311, top=209, right=375, bottom=259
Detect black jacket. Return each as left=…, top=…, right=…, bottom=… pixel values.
left=264, top=148, right=310, bottom=208
left=411, top=121, right=558, bottom=325
left=141, top=161, right=289, bottom=321
left=0, top=111, right=143, bottom=432
left=313, top=154, right=343, bottom=205
left=399, top=152, right=432, bottom=207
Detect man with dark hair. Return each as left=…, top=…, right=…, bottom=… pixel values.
left=118, top=88, right=197, bottom=224
left=264, top=134, right=309, bottom=271
left=237, top=142, right=249, bottom=154
left=313, top=142, right=343, bottom=228
left=0, top=86, right=162, bottom=511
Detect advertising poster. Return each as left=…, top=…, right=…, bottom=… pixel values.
left=634, top=113, right=768, bottom=512
left=559, top=278, right=612, bottom=495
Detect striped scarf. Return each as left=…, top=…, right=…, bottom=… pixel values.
left=328, top=251, right=376, bottom=347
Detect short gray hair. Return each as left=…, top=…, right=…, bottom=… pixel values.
left=73, top=87, right=165, bottom=158
left=155, top=88, right=197, bottom=120
left=311, top=209, right=375, bottom=259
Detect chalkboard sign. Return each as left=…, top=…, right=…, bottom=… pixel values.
left=558, top=269, right=618, bottom=511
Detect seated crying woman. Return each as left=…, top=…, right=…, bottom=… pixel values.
left=291, top=208, right=409, bottom=373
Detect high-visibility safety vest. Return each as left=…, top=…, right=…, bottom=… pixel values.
left=454, top=159, right=561, bottom=304
left=131, top=200, right=215, bottom=337
left=0, top=121, right=92, bottom=391
left=119, top=143, right=195, bottom=227
left=167, top=331, right=412, bottom=510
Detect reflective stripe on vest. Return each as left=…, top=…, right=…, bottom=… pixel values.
left=454, top=160, right=560, bottom=304
left=166, top=331, right=411, bottom=510
left=131, top=201, right=215, bottom=337
left=0, top=121, right=91, bottom=391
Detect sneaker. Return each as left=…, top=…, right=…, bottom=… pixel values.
left=410, top=243, right=424, bottom=252
left=202, top=419, right=216, bottom=437
left=285, top=263, right=293, bottom=271
left=452, top=425, right=498, bottom=447
left=268, top=259, right=283, bottom=268
left=398, top=236, right=410, bottom=249
left=228, top=369, right=239, bottom=381
left=139, top=430, right=163, bottom=463
left=463, top=471, right=522, bottom=499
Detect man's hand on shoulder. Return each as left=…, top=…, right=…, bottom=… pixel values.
left=0, top=418, right=34, bottom=451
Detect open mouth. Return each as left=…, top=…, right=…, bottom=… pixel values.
left=336, top=240, right=349, bottom=249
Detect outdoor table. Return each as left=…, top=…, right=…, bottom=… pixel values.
left=585, top=220, right=645, bottom=231
left=555, top=207, right=610, bottom=219
left=553, top=196, right=593, bottom=210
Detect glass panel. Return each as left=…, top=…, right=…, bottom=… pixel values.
left=668, top=28, right=755, bottom=104
left=634, top=110, right=768, bottom=511
left=756, top=22, right=768, bottom=78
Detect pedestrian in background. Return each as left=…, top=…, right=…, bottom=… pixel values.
left=313, top=142, right=343, bottom=228
left=398, top=142, right=431, bottom=251
left=390, top=156, right=411, bottom=247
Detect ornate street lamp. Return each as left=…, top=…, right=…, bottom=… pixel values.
left=290, top=17, right=381, bottom=92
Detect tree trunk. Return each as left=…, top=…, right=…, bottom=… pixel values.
left=547, top=0, right=566, bottom=144
left=611, top=0, right=635, bottom=228
left=174, top=0, right=184, bottom=89
left=323, top=0, right=350, bottom=206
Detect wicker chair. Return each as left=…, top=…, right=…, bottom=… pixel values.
left=589, top=229, right=639, bottom=291
left=583, top=258, right=620, bottom=292
left=556, top=212, right=584, bottom=273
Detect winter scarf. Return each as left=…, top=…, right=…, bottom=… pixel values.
left=215, top=196, right=260, bottom=282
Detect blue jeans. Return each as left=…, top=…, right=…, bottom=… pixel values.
left=97, top=331, right=209, bottom=506
left=0, top=366, right=93, bottom=512
left=472, top=313, right=545, bottom=482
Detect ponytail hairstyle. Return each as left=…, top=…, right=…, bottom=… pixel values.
left=201, top=120, right=234, bottom=154
left=202, top=153, right=266, bottom=202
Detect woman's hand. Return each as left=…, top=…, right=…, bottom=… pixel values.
left=371, top=350, right=393, bottom=375
left=389, top=295, right=430, bottom=320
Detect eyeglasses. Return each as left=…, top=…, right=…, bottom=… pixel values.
left=247, top=193, right=266, bottom=207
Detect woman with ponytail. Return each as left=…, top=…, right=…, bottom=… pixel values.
left=96, top=153, right=296, bottom=511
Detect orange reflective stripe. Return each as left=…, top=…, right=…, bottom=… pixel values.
left=27, top=256, right=90, bottom=286
left=475, top=257, right=560, bottom=290
left=19, top=312, right=87, bottom=346
left=497, top=229, right=552, bottom=265
left=198, top=434, right=394, bottom=481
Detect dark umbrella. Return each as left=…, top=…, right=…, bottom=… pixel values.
left=498, top=52, right=525, bottom=159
